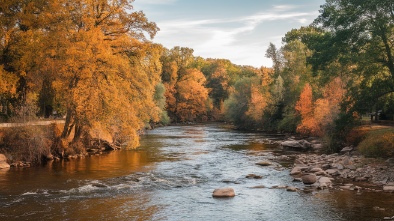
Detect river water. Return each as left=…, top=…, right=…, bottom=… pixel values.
left=0, top=124, right=393, bottom=220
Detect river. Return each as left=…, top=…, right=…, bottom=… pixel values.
left=0, top=124, right=393, bottom=220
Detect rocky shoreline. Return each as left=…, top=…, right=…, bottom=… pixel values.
left=290, top=152, right=394, bottom=192
left=279, top=139, right=394, bottom=193
left=0, top=140, right=121, bottom=169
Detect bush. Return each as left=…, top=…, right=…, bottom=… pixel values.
left=358, top=128, right=394, bottom=158
left=0, top=125, right=55, bottom=164
left=277, top=112, right=300, bottom=133
left=160, top=111, right=171, bottom=125
left=345, top=127, right=369, bottom=146
left=324, top=112, right=360, bottom=153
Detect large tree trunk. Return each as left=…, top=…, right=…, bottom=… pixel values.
left=379, top=27, right=394, bottom=78
left=61, top=108, right=75, bottom=139
left=72, top=122, right=83, bottom=143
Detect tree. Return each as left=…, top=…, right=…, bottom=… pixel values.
left=175, top=68, right=211, bottom=122
left=224, top=77, right=253, bottom=128
left=42, top=0, right=161, bottom=148
left=0, top=0, right=51, bottom=119
left=206, top=64, right=229, bottom=109
left=265, top=42, right=283, bottom=75
left=0, top=66, right=17, bottom=117
left=315, top=0, right=394, bottom=113
left=245, top=84, right=269, bottom=122
left=224, top=75, right=269, bottom=129
left=295, top=83, right=319, bottom=135
left=314, top=77, right=346, bottom=132
left=153, top=83, right=170, bottom=125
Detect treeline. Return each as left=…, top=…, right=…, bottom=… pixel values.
left=1, top=0, right=394, bottom=154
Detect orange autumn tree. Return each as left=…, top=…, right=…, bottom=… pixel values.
left=314, top=77, right=346, bottom=133
left=176, top=68, right=211, bottom=122
left=46, top=0, right=160, bottom=148
left=246, top=67, right=273, bottom=122
left=162, top=60, right=178, bottom=119
left=246, top=84, right=270, bottom=122
left=295, top=83, right=320, bottom=135
left=296, top=78, right=346, bottom=136
left=0, top=67, right=18, bottom=115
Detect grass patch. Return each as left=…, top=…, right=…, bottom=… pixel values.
left=358, top=128, right=394, bottom=158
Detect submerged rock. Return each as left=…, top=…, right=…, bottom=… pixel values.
left=256, top=161, right=272, bottom=166
left=212, top=187, right=235, bottom=198
left=250, top=185, right=266, bottom=189
left=245, top=174, right=263, bottom=179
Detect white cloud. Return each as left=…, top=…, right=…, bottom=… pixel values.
left=273, top=4, right=298, bottom=11
left=152, top=5, right=319, bottom=67
left=297, top=18, right=309, bottom=24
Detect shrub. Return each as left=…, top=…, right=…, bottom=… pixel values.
left=358, top=128, right=394, bottom=158
left=345, top=127, right=369, bottom=146
left=324, top=112, right=360, bottom=153
left=277, top=113, right=299, bottom=133
left=0, top=125, right=55, bottom=164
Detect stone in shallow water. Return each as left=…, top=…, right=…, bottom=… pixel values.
left=302, top=174, right=317, bottom=185
left=256, top=161, right=272, bottom=166
left=286, top=186, right=297, bottom=192
left=245, top=174, right=263, bottom=179
left=212, top=188, right=235, bottom=198
left=251, top=185, right=266, bottom=189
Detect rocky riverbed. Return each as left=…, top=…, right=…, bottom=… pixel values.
left=288, top=149, right=394, bottom=193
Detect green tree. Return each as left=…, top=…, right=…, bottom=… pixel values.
left=315, top=0, right=394, bottom=114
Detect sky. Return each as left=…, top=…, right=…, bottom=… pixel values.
left=133, top=0, right=326, bottom=68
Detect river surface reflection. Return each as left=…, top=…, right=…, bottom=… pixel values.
left=0, top=124, right=393, bottom=220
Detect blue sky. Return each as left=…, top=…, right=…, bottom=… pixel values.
left=133, top=0, right=326, bottom=68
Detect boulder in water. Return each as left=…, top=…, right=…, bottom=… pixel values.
left=301, top=174, right=317, bottom=184
left=212, top=187, right=235, bottom=198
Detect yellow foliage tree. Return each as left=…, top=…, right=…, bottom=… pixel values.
left=246, top=85, right=269, bottom=122
left=314, top=77, right=346, bottom=133
left=296, top=78, right=346, bottom=136
left=42, top=0, right=161, bottom=148
left=175, top=68, right=211, bottom=122
left=295, top=83, right=320, bottom=135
